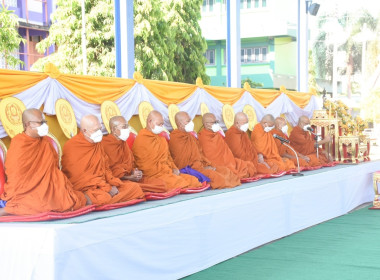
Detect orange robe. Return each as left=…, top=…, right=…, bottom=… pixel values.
left=225, top=125, right=279, bottom=174
left=270, top=128, right=319, bottom=167
left=198, top=128, right=256, bottom=179
left=1, top=133, right=86, bottom=215
left=102, top=134, right=167, bottom=193
left=62, top=133, right=145, bottom=205
left=132, top=129, right=201, bottom=190
left=289, top=126, right=328, bottom=164
left=251, top=124, right=295, bottom=171
left=169, top=129, right=241, bottom=189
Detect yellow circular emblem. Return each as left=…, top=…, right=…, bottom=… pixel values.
left=222, top=104, right=235, bottom=129
left=243, top=104, right=258, bottom=131
left=0, top=97, right=26, bottom=138
left=101, top=101, right=121, bottom=133
left=55, top=99, right=77, bottom=138
left=168, top=104, right=180, bottom=129
left=138, top=101, right=154, bottom=128
left=200, top=103, right=209, bottom=116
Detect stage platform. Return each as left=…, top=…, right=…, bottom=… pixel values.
left=0, top=161, right=379, bottom=280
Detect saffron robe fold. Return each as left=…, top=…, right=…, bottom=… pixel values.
left=251, top=124, right=296, bottom=171
left=225, top=125, right=278, bottom=174
left=102, top=134, right=167, bottom=193
left=1, top=133, right=86, bottom=215
left=289, top=126, right=328, bottom=164
left=62, top=133, right=145, bottom=205
left=198, top=128, right=256, bottom=179
left=270, top=128, right=321, bottom=167
left=169, top=129, right=240, bottom=189
left=132, top=129, right=201, bottom=190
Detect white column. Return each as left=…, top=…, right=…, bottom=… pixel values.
left=297, top=0, right=308, bottom=92
left=226, top=0, right=241, bottom=88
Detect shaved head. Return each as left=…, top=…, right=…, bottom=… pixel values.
left=298, top=115, right=310, bottom=128
left=202, top=113, right=217, bottom=131
left=22, top=108, right=43, bottom=128
left=275, top=117, right=286, bottom=130
left=147, top=110, right=164, bottom=131
left=109, top=116, right=127, bottom=132
left=260, top=114, right=275, bottom=129
left=175, top=111, right=191, bottom=131
left=80, top=115, right=101, bottom=132
left=22, top=108, right=46, bottom=138
left=234, top=112, right=248, bottom=124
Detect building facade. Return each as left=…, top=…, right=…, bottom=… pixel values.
left=200, top=0, right=298, bottom=89
left=1, top=0, right=55, bottom=71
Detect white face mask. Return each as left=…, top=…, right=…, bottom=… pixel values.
left=184, top=121, right=194, bottom=132
left=281, top=125, right=288, bottom=135
left=118, top=128, right=130, bottom=141
left=89, top=129, right=103, bottom=143
left=36, top=123, right=49, bottom=137
left=303, top=124, right=311, bottom=132
left=211, top=123, right=220, bottom=133
left=264, top=125, right=274, bottom=133
left=152, top=125, right=165, bottom=135
left=240, top=123, right=249, bottom=132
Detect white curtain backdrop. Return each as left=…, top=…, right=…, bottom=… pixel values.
left=0, top=78, right=320, bottom=138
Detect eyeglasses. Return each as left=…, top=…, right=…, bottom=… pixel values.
left=29, top=120, right=47, bottom=125
left=117, top=124, right=129, bottom=129
left=205, top=120, right=219, bottom=124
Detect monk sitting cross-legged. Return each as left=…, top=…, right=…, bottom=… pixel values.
left=0, top=109, right=88, bottom=216
left=289, top=115, right=332, bottom=164
left=270, top=117, right=321, bottom=168
left=225, top=112, right=279, bottom=175
left=169, top=111, right=241, bottom=189
left=132, top=110, right=202, bottom=191
left=251, top=114, right=296, bottom=172
left=198, top=113, right=256, bottom=179
left=102, top=116, right=167, bottom=193
left=62, top=115, right=145, bottom=206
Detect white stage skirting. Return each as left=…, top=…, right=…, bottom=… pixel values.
left=0, top=161, right=379, bottom=280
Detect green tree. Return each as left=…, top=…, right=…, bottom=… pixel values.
left=0, top=4, right=25, bottom=68
left=34, top=0, right=209, bottom=83
left=134, top=0, right=176, bottom=80
left=312, top=9, right=377, bottom=98
left=163, top=0, right=209, bottom=84
left=35, top=0, right=115, bottom=76
left=241, top=77, right=263, bottom=88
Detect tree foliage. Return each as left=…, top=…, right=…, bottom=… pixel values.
left=312, top=9, right=377, bottom=97
left=34, top=0, right=209, bottom=84
left=162, top=0, right=209, bottom=84
left=0, top=4, right=25, bottom=68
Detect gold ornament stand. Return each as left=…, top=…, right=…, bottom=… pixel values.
left=310, top=110, right=339, bottom=161
left=338, top=136, right=360, bottom=164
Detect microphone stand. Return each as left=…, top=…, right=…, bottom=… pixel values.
left=309, top=130, right=319, bottom=158
left=281, top=141, right=304, bottom=176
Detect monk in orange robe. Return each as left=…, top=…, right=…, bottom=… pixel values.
left=251, top=114, right=296, bottom=171
left=102, top=116, right=167, bottom=193
left=169, top=111, right=240, bottom=189
left=62, top=115, right=145, bottom=206
left=289, top=116, right=332, bottom=164
left=225, top=112, right=279, bottom=174
left=0, top=109, right=87, bottom=216
left=270, top=117, right=321, bottom=167
left=198, top=113, right=256, bottom=179
left=132, top=110, right=201, bottom=191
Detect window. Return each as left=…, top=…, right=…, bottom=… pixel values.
left=205, top=50, right=215, bottom=65
left=241, top=47, right=268, bottom=63
left=203, top=0, right=214, bottom=12
left=241, top=0, right=266, bottom=9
